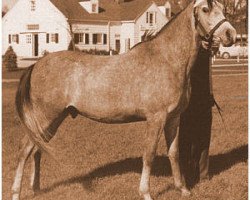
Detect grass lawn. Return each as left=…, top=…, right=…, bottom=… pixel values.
left=2, top=67, right=26, bottom=80
left=2, top=74, right=247, bottom=200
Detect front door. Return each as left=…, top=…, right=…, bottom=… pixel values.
left=33, top=34, right=39, bottom=57
left=115, top=39, right=120, bottom=53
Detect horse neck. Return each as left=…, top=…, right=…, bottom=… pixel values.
left=152, top=2, right=200, bottom=71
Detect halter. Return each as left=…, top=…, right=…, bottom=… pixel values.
left=196, top=18, right=228, bottom=42
left=194, top=3, right=228, bottom=44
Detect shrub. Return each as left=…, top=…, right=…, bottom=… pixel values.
left=42, top=50, right=50, bottom=57
left=3, top=46, right=18, bottom=71
left=81, top=49, right=113, bottom=56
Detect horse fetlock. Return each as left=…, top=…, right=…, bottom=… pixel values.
left=174, top=183, right=191, bottom=197
left=181, top=187, right=191, bottom=197
left=139, top=191, right=153, bottom=200
left=12, top=192, right=20, bottom=200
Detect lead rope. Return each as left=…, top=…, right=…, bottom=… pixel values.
left=209, top=50, right=228, bottom=133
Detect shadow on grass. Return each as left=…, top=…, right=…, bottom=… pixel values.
left=40, top=144, right=247, bottom=194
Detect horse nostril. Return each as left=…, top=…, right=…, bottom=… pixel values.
left=226, top=29, right=231, bottom=39
left=226, top=29, right=236, bottom=43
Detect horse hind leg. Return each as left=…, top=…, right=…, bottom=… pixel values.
left=28, top=106, right=74, bottom=191
left=12, top=135, right=35, bottom=200
left=12, top=107, right=73, bottom=200
left=30, top=147, right=41, bottom=194
left=41, top=107, right=75, bottom=142
left=139, top=112, right=167, bottom=200
left=164, top=116, right=190, bottom=196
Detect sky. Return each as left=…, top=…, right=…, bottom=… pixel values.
left=2, top=0, right=17, bottom=10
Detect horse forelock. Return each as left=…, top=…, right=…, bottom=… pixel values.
left=194, top=0, right=215, bottom=8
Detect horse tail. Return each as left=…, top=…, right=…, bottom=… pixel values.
left=15, top=64, right=55, bottom=157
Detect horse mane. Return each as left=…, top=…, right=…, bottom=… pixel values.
left=207, top=0, right=213, bottom=9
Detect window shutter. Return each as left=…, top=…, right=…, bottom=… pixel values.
left=93, top=34, right=97, bottom=44
left=103, top=34, right=107, bottom=45
left=155, top=12, right=157, bottom=24
left=74, top=33, right=80, bottom=44
left=55, top=33, right=59, bottom=43
left=85, top=33, right=89, bottom=44
left=8, top=35, right=11, bottom=43
left=46, top=33, right=49, bottom=43
left=16, top=34, right=19, bottom=44
left=146, top=12, right=148, bottom=23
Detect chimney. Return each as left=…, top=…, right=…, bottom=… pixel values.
left=115, top=0, right=125, bottom=4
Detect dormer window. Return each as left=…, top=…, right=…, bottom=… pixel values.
left=146, top=12, right=156, bottom=26
left=92, top=4, right=97, bottom=13
left=30, top=0, right=36, bottom=11
left=166, top=8, right=170, bottom=17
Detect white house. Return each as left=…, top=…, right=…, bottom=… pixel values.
left=2, top=0, right=181, bottom=57
left=2, top=0, right=71, bottom=57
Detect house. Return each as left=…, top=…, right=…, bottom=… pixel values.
left=2, top=0, right=181, bottom=57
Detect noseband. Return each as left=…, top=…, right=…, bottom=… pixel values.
left=196, top=18, right=228, bottom=42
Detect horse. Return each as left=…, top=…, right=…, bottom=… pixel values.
left=11, top=0, right=236, bottom=199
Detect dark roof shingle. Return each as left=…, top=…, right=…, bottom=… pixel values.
left=50, top=0, right=182, bottom=22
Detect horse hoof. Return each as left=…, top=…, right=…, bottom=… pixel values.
left=12, top=193, right=20, bottom=200
left=143, top=194, right=154, bottom=200
left=139, top=192, right=153, bottom=200
left=181, top=188, right=191, bottom=197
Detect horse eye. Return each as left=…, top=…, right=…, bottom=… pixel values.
left=202, top=7, right=210, bottom=13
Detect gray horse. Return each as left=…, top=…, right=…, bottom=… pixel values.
left=12, top=0, right=236, bottom=199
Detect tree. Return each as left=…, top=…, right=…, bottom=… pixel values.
left=3, top=46, right=18, bottom=71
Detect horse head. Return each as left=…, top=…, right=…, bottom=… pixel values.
left=194, top=0, right=237, bottom=47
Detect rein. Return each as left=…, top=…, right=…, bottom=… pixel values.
left=194, top=6, right=228, bottom=133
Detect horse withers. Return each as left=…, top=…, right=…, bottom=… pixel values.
left=12, top=0, right=236, bottom=200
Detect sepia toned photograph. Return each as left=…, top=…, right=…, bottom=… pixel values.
left=2, top=0, right=248, bottom=199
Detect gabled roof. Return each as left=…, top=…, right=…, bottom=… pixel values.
left=50, top=0, right=182, bottom=22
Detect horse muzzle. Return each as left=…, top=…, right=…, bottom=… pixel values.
left=215, top=22, right=237, bottom=47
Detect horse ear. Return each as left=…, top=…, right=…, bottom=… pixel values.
left=207, top=0, right=213, bottom=8
left=194, top=0, right=203, bottom=7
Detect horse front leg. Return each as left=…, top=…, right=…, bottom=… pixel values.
left=139, top=112, right=167, bottom=200
left=12, top=135, right=35, bottom=200
left=30, top=147, right=41, bottom=194
left=164, top=116, right=190, bottom=196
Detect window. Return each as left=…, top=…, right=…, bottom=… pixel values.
left=93, top=33, right=102, bottom=44
left=166, top=8, right=170, bottom=17
left=26, top=35, right=32, bottom=43
left=85, top=33, right=89, bottom=44
left=92, top=3, right=97, bottom=13
left=74, top=33, right=89, bottom=44
left=149, top=13, right=154, bottom=25
left=125, top=38, right=130, bottom=52
left=9, top=34, right=19, bottom=44
left=93, top=33, right=107, bottom=45
left=74, top=33, right=80, bottom=44
left=46, top=33, right=49, bottom=43
left=146, top=12, right=156, bottom=26
left=51, top=33, right=59, bottom=43
left=79, top=33, right=84, bottom=43
left=30, top=0, right=36, bottom=11
left=27, top=24, right=39, bottom=30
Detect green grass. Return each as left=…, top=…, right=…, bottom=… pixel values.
left=2, top=74, right=247, bottom=200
